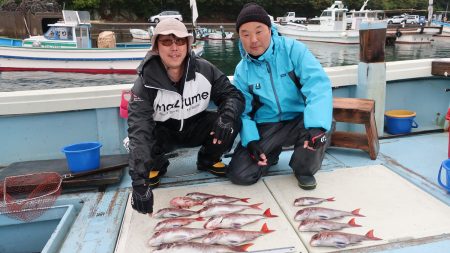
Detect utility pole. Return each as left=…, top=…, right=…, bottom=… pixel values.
left=427, top=0, right=433, bottom=26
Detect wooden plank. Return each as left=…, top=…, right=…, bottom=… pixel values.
left=331, top=131, right=370, bottom=152
left=431, top=61, right=450, bottom=77
left=365, top=115, right=380, bottom=160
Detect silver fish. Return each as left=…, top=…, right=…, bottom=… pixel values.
left=298, top=218, right=361, bottom=232
left=153, top=242, right=253, bottom=253
left=155, top=217, right=204, bottom=231
left=310, top=230, right=382, bottom=248
left=202, top=223, right=274, bottom=246
left=294, top=207, right=364, bottom=221
left=148, top=227, right=211, bottom=246
left=185, top=192, right=217, bottom=200
left=294, top=197, right=335, bottom=206
left=198, top=203, right=262, bottom=217
left=204, top=208, right=278, bottom=229
left=170, top=197, right=203, bottom=209
left=202, top=196, right=250, bottom=206
left=153, top=208, right=197, bottom=218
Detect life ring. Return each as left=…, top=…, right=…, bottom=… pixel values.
left=395, top=31, right=402, bottom=38
left=61, top=31, right=67, bottom=37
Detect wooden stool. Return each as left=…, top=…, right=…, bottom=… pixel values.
left=331, top=97, right=379, bottom=160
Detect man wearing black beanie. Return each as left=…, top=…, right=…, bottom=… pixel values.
left=228, top=3, right=334, bottom=190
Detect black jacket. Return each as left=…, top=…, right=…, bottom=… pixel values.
left=127, top=52, right=244, bottom=185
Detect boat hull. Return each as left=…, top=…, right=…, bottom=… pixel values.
left=277, top=25, right=359, bottom=44
left=0, top=46, right=148, bottom=74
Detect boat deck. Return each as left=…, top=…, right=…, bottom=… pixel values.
left=9, top=131, right=447, bottom=253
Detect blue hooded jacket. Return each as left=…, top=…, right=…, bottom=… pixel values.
left=233, top=25, right=332, bottom=147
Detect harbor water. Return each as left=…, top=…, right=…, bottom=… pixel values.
left=1, top=37, right=450, bottom=92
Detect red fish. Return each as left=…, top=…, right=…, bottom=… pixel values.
left=153, top=208, right=197, bottom=218
left=153, top=242, right=253, bottom=252
left=202, top=223, right=274, bottom=246
left=198, top=203, right=262, bottom=217
left=154, top=217, right=204, bottom=231
left=202, top=196, right=250, bottom=206
left=170, top=196, right=203, bottom=209
left=298, top=218, right=361, bottom=232
left=204, top=208, right=278, bottom=229
left=148, top=227, right=211, bottom=246
left=295, top=207, right=364, bottom=221
left=310, top=230, right=382, bottom=248
left=294, top=197, right=335, bottom=206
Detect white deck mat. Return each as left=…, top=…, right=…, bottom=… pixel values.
left=116, top=180, right=307, bottom=253
left=263, top=164, right=450, bottom=252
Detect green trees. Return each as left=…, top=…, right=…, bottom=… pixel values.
left=54, top=0, right=449, bottom=21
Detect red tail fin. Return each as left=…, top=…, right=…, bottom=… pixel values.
left=366, top=229, right=382, bottom=240
left=351, top=208, right=365, bottom=217
left=250, top=203, right=262, bottom=209
left=263, top=208, right=278, bottom=218
left=260, top=223, right=275, bottom=233
left=240, top=198, right=250, bottom=203
left=235, top=243, right=253, bottom=252
left=326, top=197, right=335, bottom=202
left=348, top=218, right=361, bottom=227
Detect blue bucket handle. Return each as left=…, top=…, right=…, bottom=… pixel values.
left=437, top=161, right=450, bottom=191
left=411, top=120, right=418, bottom=128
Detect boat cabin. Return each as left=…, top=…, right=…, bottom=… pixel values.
left=317, top=1, right=349, bottom=31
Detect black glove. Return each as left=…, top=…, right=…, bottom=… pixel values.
left=247, top=140, right=264, bottom=162
left=307, top=128, right=327, bottom=149
left=211, top=115, right=234, bottom=144
left=131, top=184, right=154, bottom=214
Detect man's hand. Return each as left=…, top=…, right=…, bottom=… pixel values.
left=131, top=184, right=153, bottom=215
left=210, top=115, right=234, bottom=145
left=247, top=140, right=267, bottom=166
left=304, top=128, right=327, bottom=151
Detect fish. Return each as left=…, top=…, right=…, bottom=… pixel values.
left=202, top=196, right=250, bottom=206
left=310, top=230, right=382, bottom=248
left=154, top=217, right=204, bottom=231
left=185, top=192, right=217, bottom=200
left=153, top=208, right=197, bottom=218
left=153, top=242, right=253, bottom=253
left=294, top=197, right=335, bottom=206
left=198, top=203, right=262, bottom=217
left=202, top=223, right=274, bottom=246
left=170, top=197, right=203, bottom=209
left=148, top=227, right=212, bottom=246
left=298, top=218, right=361, bottom=232
left=294, top=207, right=364, bottom=221
left=204, top=208, right=278, bottom=229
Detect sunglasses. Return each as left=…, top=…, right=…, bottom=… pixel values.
left=158, top=38, right=187, bottom=46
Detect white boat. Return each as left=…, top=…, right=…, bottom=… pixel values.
left=0, top=11, right=203, bottom=74
left=277, top=1, right=360, bottom=44
left=207, top=26, right=234, bottom=40
left=129, top=28, right=153, bottom=40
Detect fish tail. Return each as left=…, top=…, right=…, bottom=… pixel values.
left=260, top=223, right=275, bottom=233
left=234, top=243, right=254, bottom=252
left=366, top=229, right=382, bottom=240
left=250, top=203, right=263, bottom=209
left=348, top=218, right=361, bottom=227
left=327, top=197, right=335, bottom=202
left=263, top=208, right=278, bottom=218
left=351, top=208, right=365, bottom=217
left=240, top=198, right=251, bottom=203
left=195, top=217, right=204, bottom=221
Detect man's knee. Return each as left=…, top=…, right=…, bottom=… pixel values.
left=227, top=161, right=261, bottom=185
left=228, top=170, right=260, bottom=185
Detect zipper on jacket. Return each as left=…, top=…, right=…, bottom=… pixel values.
left=265, top=61, right=282, bottom=121
left=178, top=59, right=190, bottom=131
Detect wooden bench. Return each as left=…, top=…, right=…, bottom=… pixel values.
left=331, top=97, right=379, bottom=160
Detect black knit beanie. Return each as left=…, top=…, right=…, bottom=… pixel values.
left=236, top=3, right=271, bottom=32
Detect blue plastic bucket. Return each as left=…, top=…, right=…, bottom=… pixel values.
left=61, top=142, right=102, bottom=173
left=438, top=159, right=450, bottom=192
left=385, top=110, right=418, bottom=135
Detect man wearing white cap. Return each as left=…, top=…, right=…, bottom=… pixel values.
left=127, top=18, right=244, bottom=214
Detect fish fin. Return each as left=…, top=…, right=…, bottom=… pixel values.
left=348, top=218, right=361, bottom=227
left=236, top=243, right=254, bottom=252
left=240, top=198, right=251, bottom=203
left=263, top=208, right=278, bottom=218
left=335, top=242, right=348, bottom=248
left=318, top=215, right=329, bottom=220
left=320, top=226, right=331, bottom=231
left=366, top=229, right=382, bottom=240
left=231, top=223, right=242, bottom=229
left=260, top=223, right=275, bottom=233
left=195, top=217, right=204, bottom=221
left=351, top=208, right=365, bottom=217
left=250, top=203, right=263, bottom=209
left=327, top=197, right=335, bottom=202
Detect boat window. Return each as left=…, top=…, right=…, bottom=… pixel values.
left=335, top=11, right=344, bottom=21
left=44, top=27, right=73, bottom=41
left=321, top=11, right=332, bottom=17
